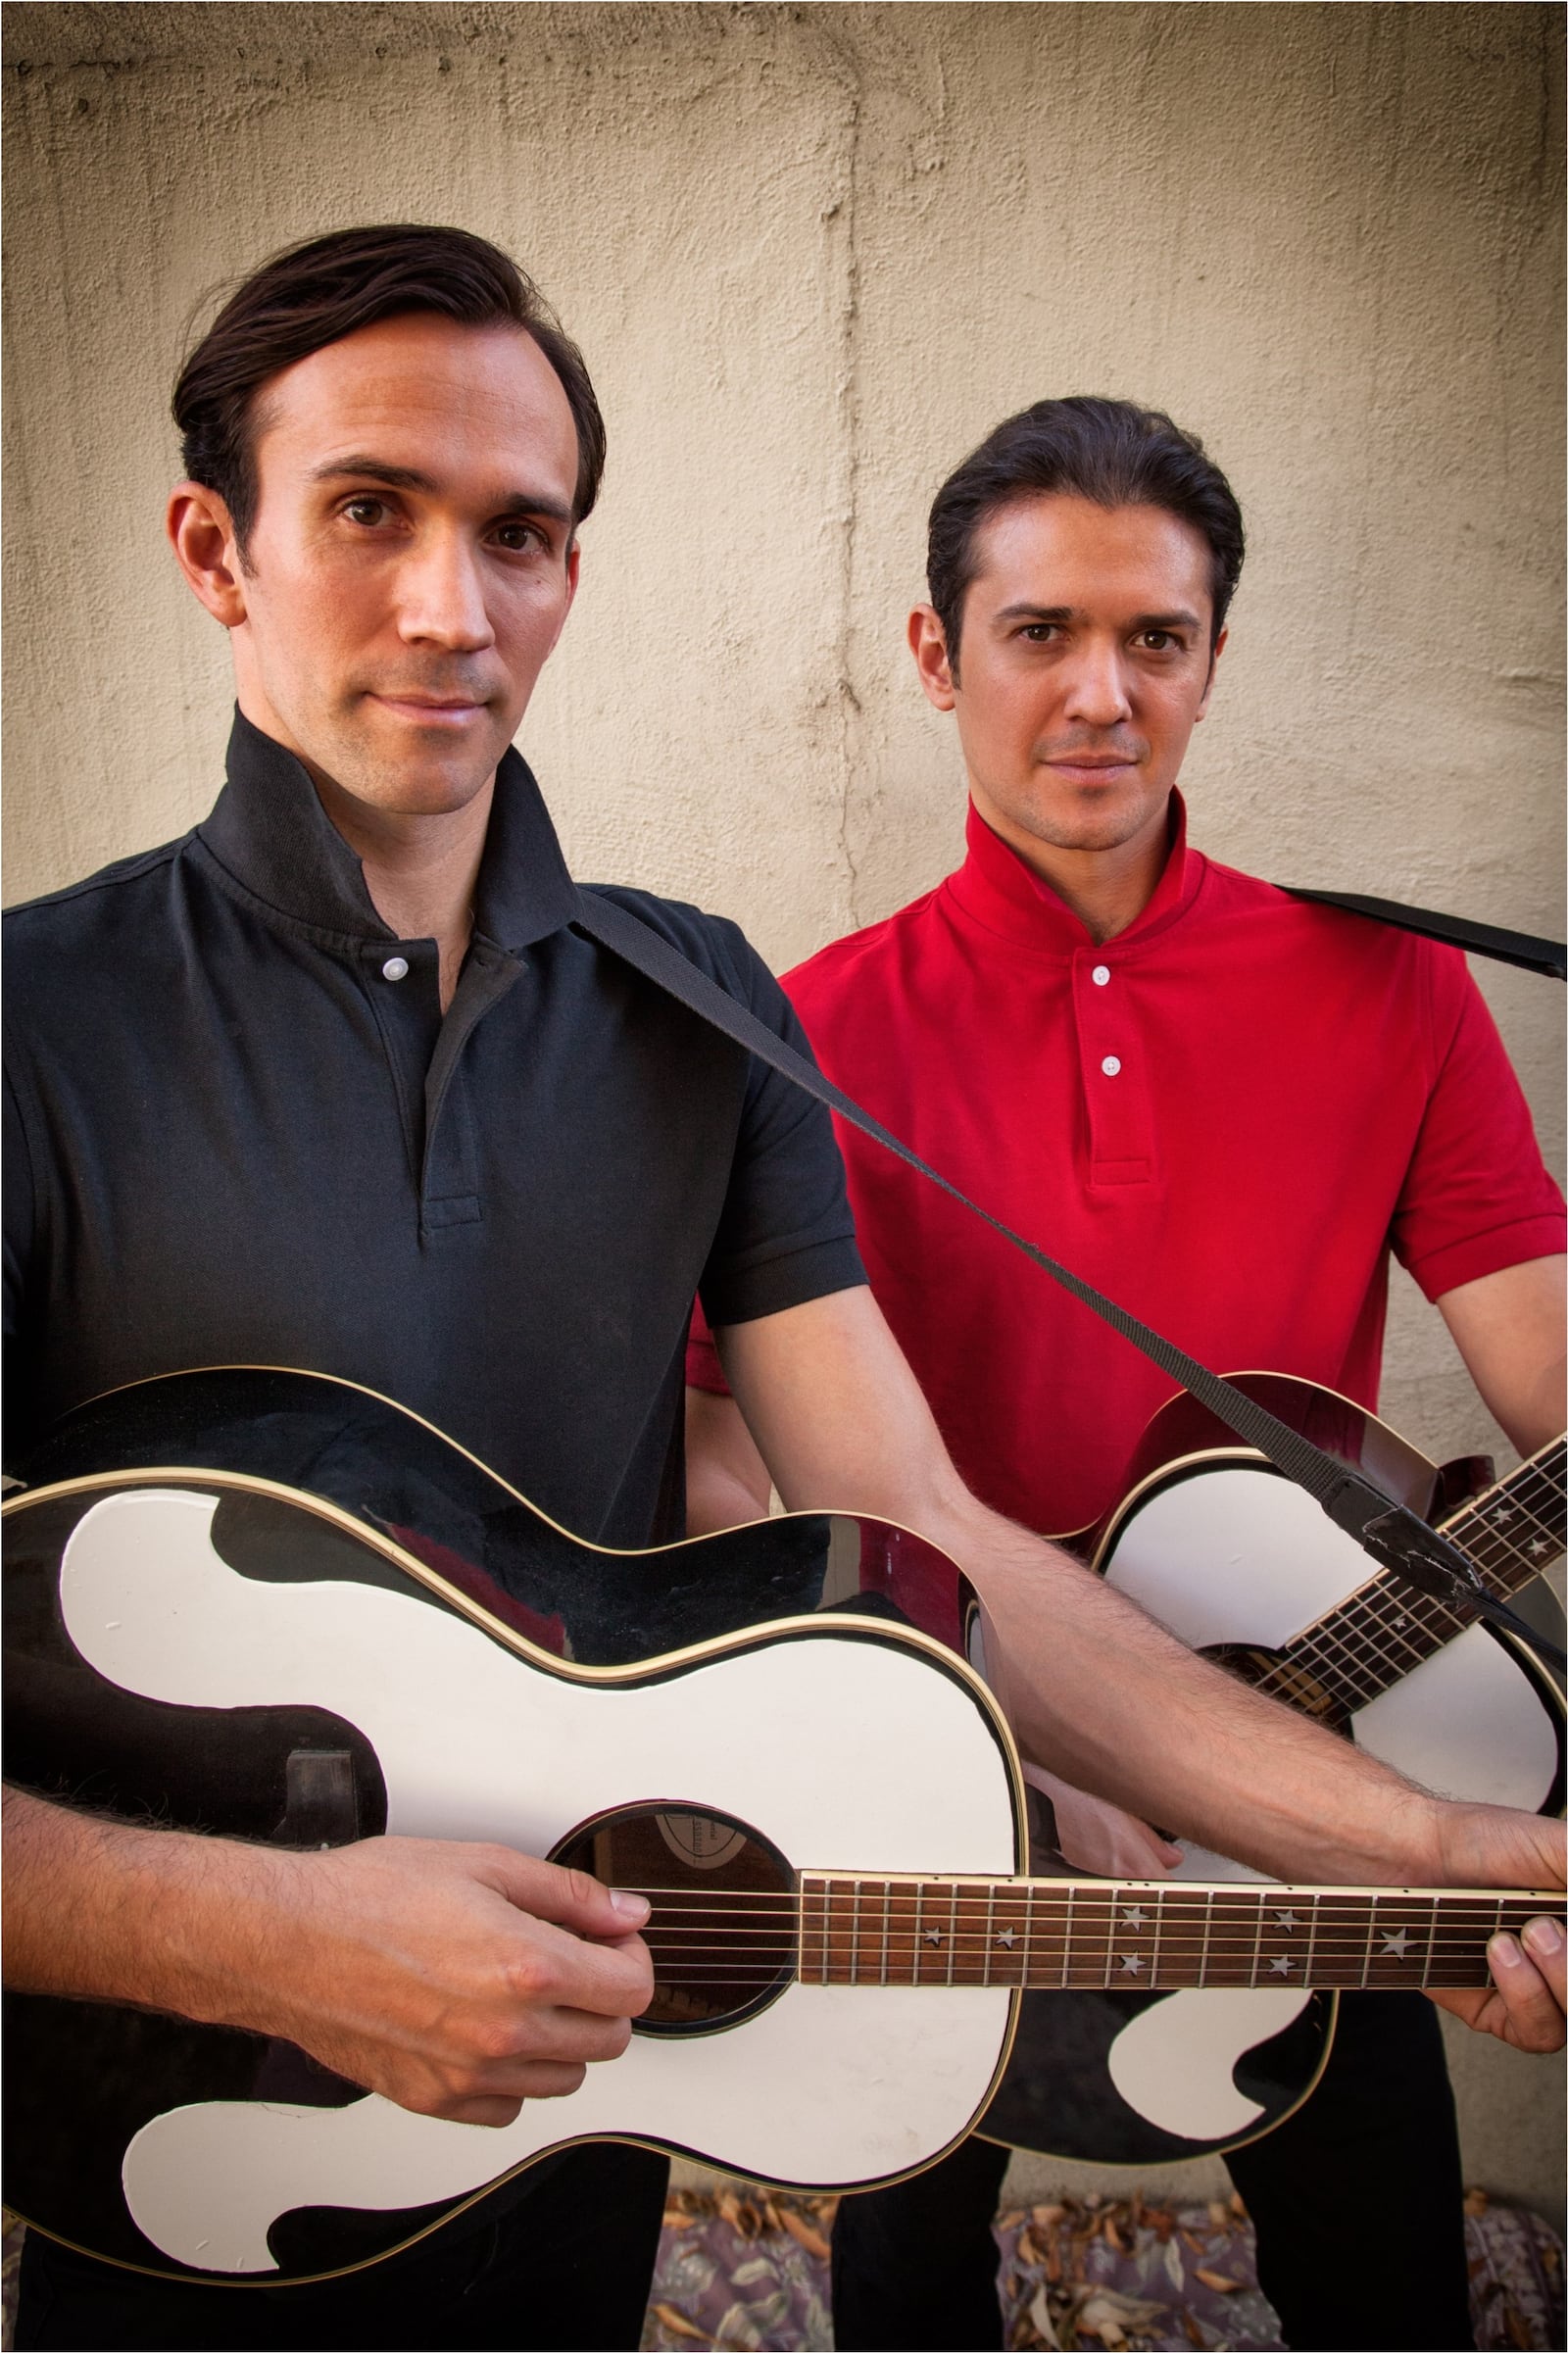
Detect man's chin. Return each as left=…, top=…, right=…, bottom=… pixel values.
left=320, top=722, right=509, bottom=817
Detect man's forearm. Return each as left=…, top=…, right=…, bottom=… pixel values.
left=4, top=1785, right=299, bottom=2029
left=918, top=1497, right=1444, bottom=1885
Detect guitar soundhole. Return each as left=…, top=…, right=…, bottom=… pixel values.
left=553, top=1804, right=797, bottom=2037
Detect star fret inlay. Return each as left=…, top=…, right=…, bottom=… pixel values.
left=924, top=1928, right=942, bottom=1945
left=1120, top=1906, right=1148, bottom=1930
left=1119, top=1952, right=1146, bottom=1976
left=1380, top=1930, right=1411, bottom=1961
left=1268, top=1955, right=1297, bottom=1976
left=1273, top=1911, right=1300, bottom=1933
left=996, top=1928, right=1016, bottom=1948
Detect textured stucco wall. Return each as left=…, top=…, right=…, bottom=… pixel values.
left=2, top=0, right=1564, bottom=2215
left=4, top=2, right=1561, bottom=1479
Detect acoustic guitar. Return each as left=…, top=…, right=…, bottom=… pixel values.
left=982, top=1373, right=1565, bottom=2165
left=6, top=1367, right=1554, bottom=2285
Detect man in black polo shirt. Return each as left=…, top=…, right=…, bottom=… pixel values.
left=5, top=227, right=1563, bottom=2352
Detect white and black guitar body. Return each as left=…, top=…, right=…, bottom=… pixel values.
left=983, top=1374, right=1566, bottom=2166
left=7, top=1371, right=1559, bottom=2276
left=5, top=1366, right=986, bottom=2285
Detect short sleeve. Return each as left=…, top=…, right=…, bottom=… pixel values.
left=685, top=1299, right=730, bottom=1393
left=1391, top=953, right=1566, bottom=1300
left=580, top=887, right=866, bottom=1333
left=692, top=938, right=866, bottom=1327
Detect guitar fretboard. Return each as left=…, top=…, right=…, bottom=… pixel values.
left=797, top=1877, right=1553, bottom=1991
left=1264, top=1437, right=1566, bottom=1713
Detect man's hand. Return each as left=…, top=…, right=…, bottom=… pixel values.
left=1021, top=1762, right=1183, bottom=1879
left=255, top=1838, right=655, bottom=2126
left=4, top=1789, right=654, bottom=2128
left=1425, top=1803, right=1566, bottom=2055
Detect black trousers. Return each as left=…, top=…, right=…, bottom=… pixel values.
left=15, top=2143, right=670, bottom=2352
left=831, top=1992, right=1473, bottom=2352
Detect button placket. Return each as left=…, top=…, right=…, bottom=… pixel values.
left=1071, top=950, right=1155, bottom=1187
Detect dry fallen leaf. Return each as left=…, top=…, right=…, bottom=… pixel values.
left=1181, top=2310, right=1205, bottom=2349
left=1228, top=2189, right=1248, bottom=2220
left=1464, top=2186, right=1491, bottom=2218
left=1103, top=2214, right=1125, bottom=2254
left=1077, top=2285, right=1167, bottom=2346
left=1034, top=2203, right=1068, bottom=2227
left=651, top=2302, right=711, bottom=2344
left=1194, top=2266, right=1242, bottom=2294
left=1016, top=2229, right=1041, bottom=2267
left=777, top=2205, right=832, bottom=2263
left=1028, top=2282, right=1062, bottom=2349
left=1206, top=2200, right=1229, bottom=2230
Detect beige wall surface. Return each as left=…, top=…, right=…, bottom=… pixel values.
left=3, top=0, right=1565, bottom=2204
left=4, top=0, right=1562, bottom=1474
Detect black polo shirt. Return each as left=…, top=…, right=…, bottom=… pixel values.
left=3, top=711, right=863, bottom=1544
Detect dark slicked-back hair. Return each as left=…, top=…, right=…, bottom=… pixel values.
left=172, top=224, right=606, bottom=552
left=928, top=397, right=1245, bottom=672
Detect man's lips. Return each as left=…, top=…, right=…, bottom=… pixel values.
left=368, top=692, right=492, bottom=725
left=1043, top=753, right=1141, bottom=779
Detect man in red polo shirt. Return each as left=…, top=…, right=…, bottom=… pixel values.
left=684, top=399, right=1566, bottom=2350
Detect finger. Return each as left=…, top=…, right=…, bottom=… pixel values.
left=512, top=1911, right=656, bottom=2020
left=426, top=2055, right=596, bottom=2123
left=1523, top=1914, right=1566, bottom=2007
left=478, top=1846, right=652, bottom=1942
left=1488, top=1934, right=1566, bottom=2053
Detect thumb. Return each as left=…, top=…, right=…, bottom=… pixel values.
left=479, top=1846, right=652, bottom=1940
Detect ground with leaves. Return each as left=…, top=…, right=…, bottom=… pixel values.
left=2, top=2186, right=1560, bottom=2349
left=640, top=2183, right=1565, bottom=2352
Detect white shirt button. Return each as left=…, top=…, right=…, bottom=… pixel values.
left=1101, top=1054, right=1122, bottom=1077
left=1092, top=964, right=1111, bottom=986
left=381, top=956, right=410, bottom=982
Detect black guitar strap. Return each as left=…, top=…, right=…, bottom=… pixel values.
left=1281, top=890, right=1566, bottom=982
left=573, top=888, right=1565, bottom=1671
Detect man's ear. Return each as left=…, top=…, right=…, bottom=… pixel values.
left=1195, top=624, right=1228, bottom=720
left=167, top=482, right=248, bottom=630
left=908, top=604, right=957, bottom=711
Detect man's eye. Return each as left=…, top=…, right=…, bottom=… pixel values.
left=492, top=521, right=542, bottom=553
left=1021, top=624, right=1059, bottom=643
left=343, top=498, right=391, bottom=527
left=1138, top=631, right=1178, bottom=652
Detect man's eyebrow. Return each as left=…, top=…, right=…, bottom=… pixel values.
left=311, top=458, right=573, bottom=524
left=991, top=602, right=1204, bottom=633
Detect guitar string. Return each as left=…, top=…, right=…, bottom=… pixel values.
left=1255, top=1440, right=1566, bottom=1705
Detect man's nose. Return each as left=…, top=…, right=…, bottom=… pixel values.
left=395, top=528, right=495, bottom=652
left=1061, top=640, right=1133, bottom=728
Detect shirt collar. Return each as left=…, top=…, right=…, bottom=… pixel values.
left=198, top=707, right=582, bottom=954
left=945, top=788, right=1204, bottom=956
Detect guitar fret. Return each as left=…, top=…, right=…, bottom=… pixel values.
left=793, top=1879, right=1556, bottom=1990
left=1282, top=1435, right=1567, bottom=1711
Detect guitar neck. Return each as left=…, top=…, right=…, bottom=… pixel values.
left=1281, top=1436, right=1566, bottom=1709
left=796, top=1876, right=1551, bottom=1992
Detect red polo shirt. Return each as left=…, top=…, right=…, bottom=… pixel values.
left=688, top=798, right=1564, bottom=1536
